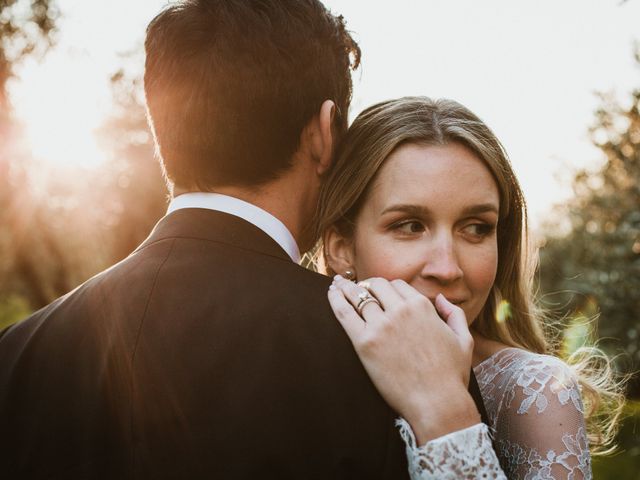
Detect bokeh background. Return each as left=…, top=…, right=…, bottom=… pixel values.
left=1, top=1, right=638, bottom=476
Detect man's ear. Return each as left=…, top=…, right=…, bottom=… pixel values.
left=323, top=224, right=355, bottom=277
left=308, top=99, right=335, bottom=175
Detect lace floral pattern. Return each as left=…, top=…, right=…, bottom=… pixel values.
left=476, top=349, right=591, bottom=479
left=398, top=348, right=592, bottom=479
left=491, top=350, right=585, bottom=416
left=496, top=427, right=590, bottom=480
left=396, top=420, right=506, bottom=479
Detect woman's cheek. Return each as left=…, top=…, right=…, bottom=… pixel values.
left=355, top=237, right=406, bottom=280
left=465, top=246, right=498, bottom=320
left=474, top=256, right=498, bottom=292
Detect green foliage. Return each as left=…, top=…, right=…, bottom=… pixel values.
left=539, top=51, right=640, bottom=397
left=592, top=401, right=640, bottom=479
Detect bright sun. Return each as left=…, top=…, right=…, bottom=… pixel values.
left=11, top=52, right=110, bottom=169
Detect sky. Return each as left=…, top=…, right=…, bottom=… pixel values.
left=9, top=0, right=640, bottom=228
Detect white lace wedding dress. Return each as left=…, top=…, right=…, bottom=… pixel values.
left=397, top=347, right=591, bottom=479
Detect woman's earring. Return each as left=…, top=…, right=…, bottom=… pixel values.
left=344, top=269, right=356, bottom=281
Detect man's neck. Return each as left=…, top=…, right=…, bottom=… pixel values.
left=173, top=181, right=315, bottom=252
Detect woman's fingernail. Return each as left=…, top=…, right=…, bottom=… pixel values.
left=334, top=274, right=344, bottom=281
left=329, top=284, right=337, bottom=291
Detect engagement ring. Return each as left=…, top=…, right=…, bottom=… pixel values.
left=356, top=290, right=380, bottom=315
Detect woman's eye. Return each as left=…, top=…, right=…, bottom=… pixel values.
left=463, top=223, right=496, bottom=239
left=394, top=221, right=425, bottom=234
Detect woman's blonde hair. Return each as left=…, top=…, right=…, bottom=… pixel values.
left=312, top=96, right=625, bottom=454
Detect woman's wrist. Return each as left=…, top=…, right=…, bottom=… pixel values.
left=404, top=384, right=481, bottom=445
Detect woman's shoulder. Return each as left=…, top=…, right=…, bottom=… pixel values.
left=475, top=346, right=571, bottom=375
left=474, top=346, right=583, bottom=418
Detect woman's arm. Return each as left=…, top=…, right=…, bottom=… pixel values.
left=328, top=276, right=506, bottom=479
left=484, top=352, right=591, bottom=479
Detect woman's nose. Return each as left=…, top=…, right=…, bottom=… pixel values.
left=420, top=235, right=463, bottom=284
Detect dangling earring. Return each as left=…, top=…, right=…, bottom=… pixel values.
left=344, top=269, right=356, bottom=281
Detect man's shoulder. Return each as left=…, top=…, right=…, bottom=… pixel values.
left=135, top=233, right=335, bottom=312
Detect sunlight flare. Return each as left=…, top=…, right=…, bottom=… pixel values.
left=496, top=299, right=512, bottom=324
left=11, top=53, right=110, bottom=168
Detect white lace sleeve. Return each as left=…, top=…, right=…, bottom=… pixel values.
left=396, top=419, right=506, bottom=479
left=475, top=349, right=592, bottom=479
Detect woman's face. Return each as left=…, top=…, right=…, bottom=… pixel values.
left=345, top=142, right=499, bottom=324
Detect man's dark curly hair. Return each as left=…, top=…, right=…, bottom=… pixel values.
left=144, top=0, right=361, bottom=190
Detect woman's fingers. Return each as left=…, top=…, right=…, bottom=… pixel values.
left=389, top=279, right=428, bottom=301
left=331, top=274, right=472, bottom=355
left=327, top=284, right=366, bottom=340
left=332, top=276, right=385, bottom=321
left=328, top=276, right=477, bottom=439
left=435, top=294, right=473, bottom=351
left=359, top=277, right=403, bottom=310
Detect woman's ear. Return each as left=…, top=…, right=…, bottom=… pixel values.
left=323, top=224, right=355, bottom=277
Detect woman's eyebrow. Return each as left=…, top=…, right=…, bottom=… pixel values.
left=380, top=203, right=499, bottom=216
left=461, top=203, right=499, bottom=216
left=380, top=204, right=431, bottom=216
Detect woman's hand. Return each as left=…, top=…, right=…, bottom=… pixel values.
left=328, top=275, right=481, bottom=443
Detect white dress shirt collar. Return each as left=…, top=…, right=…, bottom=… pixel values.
left=167, top=192, right=301, bottom=263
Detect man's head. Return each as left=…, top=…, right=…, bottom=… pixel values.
left=144, top=0, right=360, bottom=192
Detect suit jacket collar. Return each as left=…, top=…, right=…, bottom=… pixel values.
left=167, top=193, right=300, bottom=262
left=136, top=208, right=293, bottom=262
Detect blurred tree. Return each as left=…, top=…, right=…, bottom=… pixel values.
left=0, top=0, right=61, bottom=316
left=0, top=0, right=57, bottom=103
left=539, top=48, right=640, bottom=397
left=0, top=4, right=164, bottom=322
left=94, top=63, right=166, bottom=263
